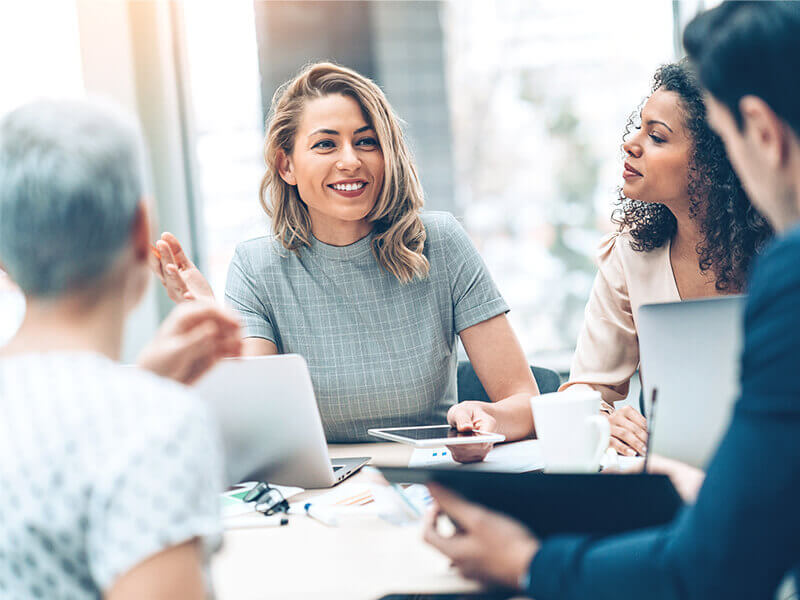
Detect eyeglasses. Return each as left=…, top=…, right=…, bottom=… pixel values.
left=243, top=482, right=290, bottom=516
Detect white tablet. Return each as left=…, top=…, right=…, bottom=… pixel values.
left=367, top=425, right=505, bottom=447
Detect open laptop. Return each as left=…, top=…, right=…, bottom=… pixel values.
left=637, top=296, right=745, bottom=469
left=194, top=354, right=369, bottom=488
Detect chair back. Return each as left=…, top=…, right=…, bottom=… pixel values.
left=456, top=361, right=562, bottom=403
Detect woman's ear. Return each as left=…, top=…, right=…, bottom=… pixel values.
left=276, top=149, right=297, bottom=186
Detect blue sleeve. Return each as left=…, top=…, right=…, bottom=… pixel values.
left=530, top=231, right=800, bottom=600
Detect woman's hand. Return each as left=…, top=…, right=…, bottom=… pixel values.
left=604, top=402, right=648, bottom=456
left=136, top=301, right=242, bottom=384
left=148, top=232, right=214, bottom=303
left=445, top=401, right=498, bottom=463
left=646, top=455, right=706, bottom=503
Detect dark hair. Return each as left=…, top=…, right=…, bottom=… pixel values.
left=611, top=60, right=771, bottom=292
left=684, top=1, right=800, bottom=136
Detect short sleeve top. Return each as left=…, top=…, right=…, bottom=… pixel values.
left=559, top=231, right=680, bottom=403
left=225, top=211, right=509, bottom=441
left=0, top=352, right=223, bottom=599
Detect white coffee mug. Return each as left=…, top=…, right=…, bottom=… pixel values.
left=530, top=390, right=610, bottom=473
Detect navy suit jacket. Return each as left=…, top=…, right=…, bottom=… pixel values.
left=530, top=225, right=800, bottom=599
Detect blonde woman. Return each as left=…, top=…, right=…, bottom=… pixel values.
left=151, top=62, right=538, bottom=453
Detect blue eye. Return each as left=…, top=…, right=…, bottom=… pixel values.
left=312, top=140, right=335, bottom=150
left=356, top=137, right=378, bottom=148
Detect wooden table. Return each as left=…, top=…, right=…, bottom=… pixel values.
left=211, top=443, right=485, bottom=600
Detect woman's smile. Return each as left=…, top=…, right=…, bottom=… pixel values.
left=328, top=178, right=369, bottom=197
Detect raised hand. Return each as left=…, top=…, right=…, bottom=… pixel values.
left=148, top=232, right=214, bottom=303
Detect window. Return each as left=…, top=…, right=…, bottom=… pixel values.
left=444, top=0, right=674, bottom=366
left=183, top=1, right=681, bottom=369
left=0, top=0, right=85, bottom=344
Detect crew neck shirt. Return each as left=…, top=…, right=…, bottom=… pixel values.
left=225, top=211, right=508, bottom=441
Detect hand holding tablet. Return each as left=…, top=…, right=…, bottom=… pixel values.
left=368, top=425, right=505, bottom=447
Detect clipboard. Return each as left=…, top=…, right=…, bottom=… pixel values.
left=379, top=467, right=683, bottom=538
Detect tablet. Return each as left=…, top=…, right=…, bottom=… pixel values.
left=379, top=467, right=683, bottom=538
left=368, top=425, right=505, bottom=447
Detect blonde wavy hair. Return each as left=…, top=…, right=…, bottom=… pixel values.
left=259, top=62, right=429, bottom=283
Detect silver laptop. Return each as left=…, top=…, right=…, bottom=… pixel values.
left=637, top=296, right=745, bottom=469
left=194, top=354, right=369, bottom=488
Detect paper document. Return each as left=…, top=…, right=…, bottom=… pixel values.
left=408, top=439, right=544, bottom=472
left=293, top=480, right=378, bottom=514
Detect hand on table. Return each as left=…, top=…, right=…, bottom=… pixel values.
left=149, top=232, right=214, bottom=303
left=604, top=402, right=648, bottom=457
left=137, top=301, right=242, bottom=384
left=446, top=401, right=498, bottom=463
left=424, top=482, right=539, bottom=590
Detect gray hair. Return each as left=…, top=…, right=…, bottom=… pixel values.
left=0, top=98, right=148, bottom=297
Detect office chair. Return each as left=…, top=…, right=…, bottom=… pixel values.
left=456, top=360, right=562, bottom=403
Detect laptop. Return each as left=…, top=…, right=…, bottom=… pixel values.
left=637, top=296, right=745, bottom=469
left=194, top=354, right=369, bottom=488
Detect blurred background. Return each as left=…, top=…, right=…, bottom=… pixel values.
left=0, top=0, right=718, bottom=374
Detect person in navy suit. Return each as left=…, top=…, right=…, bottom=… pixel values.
left=423, top=3, right=800, bottom=598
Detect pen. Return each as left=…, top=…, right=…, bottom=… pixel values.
left=225, top=515, right=289, bottom=530
left=290, top=502, right=338, bottom=527
left=643, top=388, right=658, bottom=472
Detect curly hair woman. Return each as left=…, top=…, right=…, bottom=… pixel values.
left=148, top=62, right=538, bottom=457
left=559, top=60, right=772, bottom=456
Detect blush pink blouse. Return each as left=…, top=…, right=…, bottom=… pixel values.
left=559, top=231, right=681, bottom=404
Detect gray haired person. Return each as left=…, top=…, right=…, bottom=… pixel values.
left=0, top=99, right=240, bottom=599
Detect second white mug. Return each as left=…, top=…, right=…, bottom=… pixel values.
left=530, top=390, right=610, bottom=473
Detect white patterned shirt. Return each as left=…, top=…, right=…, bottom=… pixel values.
left=0, top=352, right=223, bottom=599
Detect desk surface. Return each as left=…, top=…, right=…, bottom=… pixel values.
left=211, top=443, right=484, bottom=600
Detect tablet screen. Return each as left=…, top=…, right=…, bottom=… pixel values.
left=380, top=426, right=486, bottom=441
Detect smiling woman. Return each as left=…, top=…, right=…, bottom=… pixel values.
left=151, top=62, right=539, bottom=450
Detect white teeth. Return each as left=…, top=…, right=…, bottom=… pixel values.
left=332, top=182, right=365, bottom=191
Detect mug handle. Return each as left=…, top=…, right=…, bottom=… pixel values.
left=586, top=415, right=611, bottom=468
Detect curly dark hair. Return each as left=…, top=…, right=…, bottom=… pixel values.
left=611, top=60, right=772, bottom=292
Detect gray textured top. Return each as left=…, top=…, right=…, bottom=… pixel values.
left=225, top=211, right=508, bottom=441
left=0, top=353, right=222, bottom=598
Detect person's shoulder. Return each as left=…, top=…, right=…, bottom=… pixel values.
left=106, top=365, right=221, bottom=470
left=595, top=230, right=629, bottom=270
left=232, top=234, right=292, bottom=272
left=748, top=226, right=800, bottom=301
left=421, top=210, right=461, bottom=232
left=753, top=226, right=800, bottom=276
left=597, top=229, right=668, bottom=274
left=420, top=211, right=471, bottom=249
left=111, top=363, right=211, bottom=426
left=234, top=234, right=283, bottom=259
